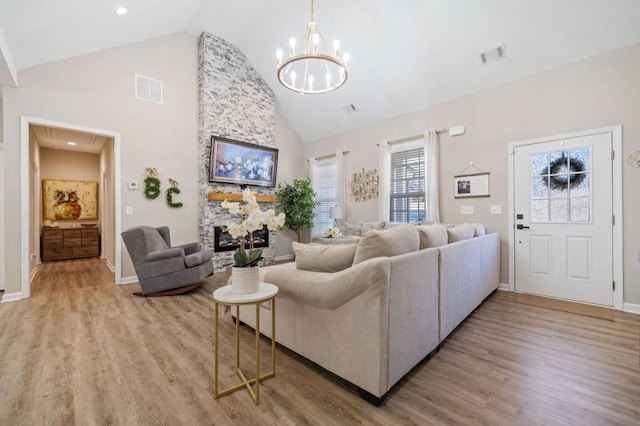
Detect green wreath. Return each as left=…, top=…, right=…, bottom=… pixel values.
left=144, top=176, right=161, bottom=199
left=543, top=156, right=586, bottom=191
left=166, top=187, right=183, bottom=208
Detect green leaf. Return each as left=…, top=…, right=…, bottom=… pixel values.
left=234, top=249, right=248, bottom=267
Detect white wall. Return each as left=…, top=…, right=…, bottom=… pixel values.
left=305, top=42, right=640, bottom=305
left=274, top=108, right=307, bottom=256
left=1, top=32, right=306, bottom=295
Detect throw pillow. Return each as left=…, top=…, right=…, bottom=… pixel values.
left=357, top=220, right=386, bottom=234
left=469, top=223, right=486, bottom=237
left=343, top=222, right=362, bottom=236
left=352, top=225, right=420, bottom=265
left=447, top=224, right=476, bottom=243
left=293, top=242, right=357, bottom=273
left=416, top=224, right=448, bottom=248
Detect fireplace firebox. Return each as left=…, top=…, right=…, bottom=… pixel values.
left=213, top=225, right=269, bottom=252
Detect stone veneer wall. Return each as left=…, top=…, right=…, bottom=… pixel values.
left=198, top=32, right=276, bottom=269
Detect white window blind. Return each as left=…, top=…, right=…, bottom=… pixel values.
left=314, top=157, right=337, bottom=235
left=390, top=147, right=426, bottom=223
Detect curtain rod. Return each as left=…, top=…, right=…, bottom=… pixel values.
left=308, top=150, right=350, bottom=161
left=387, top=129, right=448, bottom=146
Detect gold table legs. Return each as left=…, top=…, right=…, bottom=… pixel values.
left=214, top=297, right=276, bottom=404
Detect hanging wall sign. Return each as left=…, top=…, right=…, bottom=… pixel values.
left=454, top=172, right=490, bottom=198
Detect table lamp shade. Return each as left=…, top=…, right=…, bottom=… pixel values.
left=329, top=206, right=343, bottom=219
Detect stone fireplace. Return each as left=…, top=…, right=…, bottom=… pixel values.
left=198, top=32, right=277, bottom=270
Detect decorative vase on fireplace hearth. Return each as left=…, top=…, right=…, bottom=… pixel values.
left=231, top=266, right=260, bottom=294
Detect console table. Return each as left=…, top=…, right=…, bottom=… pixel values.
left=213, top=283, right=278, bottom=405
left=42, top=227, right=100, bottom=261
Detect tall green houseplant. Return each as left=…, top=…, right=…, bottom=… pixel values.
left=276, top=178, right=320, bottom=242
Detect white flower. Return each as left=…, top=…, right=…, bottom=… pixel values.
left=322, top=226, right=343, bottom=238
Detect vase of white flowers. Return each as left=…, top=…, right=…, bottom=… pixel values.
left=221, top=188, right=286, bottom=294
left=322, top=226, right=343, bottom=239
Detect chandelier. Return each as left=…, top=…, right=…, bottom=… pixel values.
left=276, top=0, right=350, bottom=94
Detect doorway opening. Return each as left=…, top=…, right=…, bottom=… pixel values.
left=18, top=116, right=122, bottom=300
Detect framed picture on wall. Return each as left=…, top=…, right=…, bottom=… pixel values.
left=454, top=172, right=490, bottom=198
left=42, top=179, right=99, bottom=220
left=209, top=136, right=278, bottom=187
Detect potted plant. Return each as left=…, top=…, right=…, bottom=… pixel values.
left=221, top=188, right=285, bottom=293
left=275, top=178, right=320, bottom=242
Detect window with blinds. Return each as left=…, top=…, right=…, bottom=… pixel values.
left=314, top=157, right=337, bottom=235
left=390, top=147, right=426, bottom=223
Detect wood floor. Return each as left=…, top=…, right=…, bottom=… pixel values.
left=1, top=259, right=639, bottom=425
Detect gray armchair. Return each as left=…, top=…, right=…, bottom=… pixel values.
left=121, top=226, right=213, bottom=296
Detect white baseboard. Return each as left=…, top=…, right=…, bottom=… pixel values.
left=1, top=292, right=24, bottom=303
left=120, top=275, right=138, bottom=285
left=274, top=254, right=294, bottom=262
left=105, top=259, right=115, bottom=272
left=498, top=283, right=509, bottom=291
left=623, top=302, right=640, bottom=315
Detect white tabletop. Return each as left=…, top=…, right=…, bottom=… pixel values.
left=213, top=283, right=278, bottom=304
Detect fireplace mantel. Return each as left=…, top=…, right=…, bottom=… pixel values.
left=207, top=191, right=277, bottom=203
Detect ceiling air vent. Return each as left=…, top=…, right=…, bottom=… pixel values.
left=135, top=74, right=163, bottom=104
left=480, top=44, right=507, bottom=65
left=342, top=104, right=357, bottom=115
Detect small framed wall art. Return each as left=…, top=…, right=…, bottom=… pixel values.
left=454, top=172, right=490, bottom=198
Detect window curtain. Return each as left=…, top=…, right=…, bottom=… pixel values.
left=377, top=141, right=391, bottom=221
left=425, top=130, right=440, bottom=222
left=308, top=156, right=320, bottom=236
left=335, top=151, right=347, bottom=223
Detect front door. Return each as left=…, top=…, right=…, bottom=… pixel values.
left=513, top=131, right=613, bottom=306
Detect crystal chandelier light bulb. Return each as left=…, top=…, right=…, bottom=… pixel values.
left=333, top=40, right=340, bottom=56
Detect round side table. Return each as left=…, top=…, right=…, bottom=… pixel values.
left=213, top=283, right=278, bottom=405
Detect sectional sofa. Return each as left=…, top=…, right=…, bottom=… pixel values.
left=233, top=223, right=500, bottom=405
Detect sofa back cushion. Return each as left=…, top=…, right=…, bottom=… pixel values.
left=293, top=242, right=357, bottom=272
left=353, top=225, right=420, bottom=265
left=447, top=223, right=476, bottom=243
left=416, top=224, right=448, bottom=248
left=469, top=223, right=486, bottom=237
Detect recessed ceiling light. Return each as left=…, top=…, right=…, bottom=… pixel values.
left=115, top=7, right=128, bottom=15
left=67, top=142, right=77, bottom=146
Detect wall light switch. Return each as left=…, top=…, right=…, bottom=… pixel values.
left=460, top=205, right=474, bottom=215
left=125, top=206, right=133, bottom=215
left=491, top=204, right=502, bottom=215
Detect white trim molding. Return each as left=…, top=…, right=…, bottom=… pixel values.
left=623, top=303, right=640, bottom=315
left=498, top=283, right=509, bottom=291
left=120, top=276, right=139, bottom=285
left=274, top=254, right=294, bottom=262
left=1, top=292, right=24, bottom=303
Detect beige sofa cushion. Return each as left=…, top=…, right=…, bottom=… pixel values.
left=353, top=225, right=420, bottom=265
left=447, top=224, right=476, bottom=243
left=293, top=242, right=357, bottom=272
left=416, top=224, right=448, bottom=248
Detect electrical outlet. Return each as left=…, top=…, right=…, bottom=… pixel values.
left=125, top=206, right=133, bottom=215
left=460, top=205, right=474, bottom=215
left=491, top=204, right=502, bottom=215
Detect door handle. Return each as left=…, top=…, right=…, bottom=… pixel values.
left=516, top=224, right=530, bottom=230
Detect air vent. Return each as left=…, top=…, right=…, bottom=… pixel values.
left=480, top=44, right=507, bottom=65
left=342, top=104, right=357, bottom=115
left=135, top=74, right=163, bottom=104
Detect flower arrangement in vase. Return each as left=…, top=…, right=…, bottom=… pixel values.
left=221, top=189, right=286, bottom=293
left=322, top=226, right=343, bottom=239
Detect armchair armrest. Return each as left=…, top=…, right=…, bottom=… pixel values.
left=145, top=247, right=184, bottom=262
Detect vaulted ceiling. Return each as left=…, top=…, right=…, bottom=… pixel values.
left=1, top=0, right=640, bottom=142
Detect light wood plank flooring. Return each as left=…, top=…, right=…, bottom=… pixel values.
left=1, top=259, right=639, bottom=425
